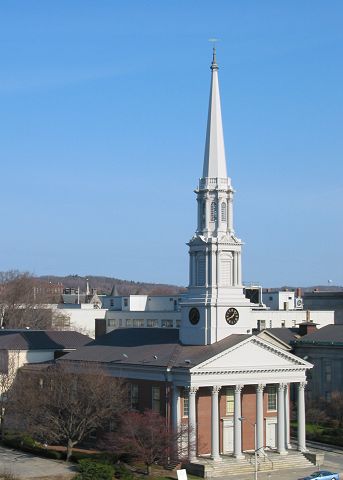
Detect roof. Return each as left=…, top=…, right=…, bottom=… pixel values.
left=0, top=330, right=92, bottom=350
left=294, top=324, right=343, bottom=346
left=60, top=328, right=250, bottom=369
left=259, top=328, right=300, bottom=346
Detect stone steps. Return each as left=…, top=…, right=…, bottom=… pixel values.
left=187, top=451, right=315, bottom=477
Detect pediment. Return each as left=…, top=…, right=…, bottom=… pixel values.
left=192, top=336, right=310, bottom=373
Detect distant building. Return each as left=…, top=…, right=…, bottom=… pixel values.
left=303, top=290, right=343, bottom=324
left=292, top=325, right=343, bottom=402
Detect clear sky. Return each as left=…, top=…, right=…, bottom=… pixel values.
left=0, top=1, right=342, bottom=288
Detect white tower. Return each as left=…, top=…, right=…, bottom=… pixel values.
left=180, top=49, right=253, bottom=345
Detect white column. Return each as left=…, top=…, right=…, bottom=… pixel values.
left=237, top=252, right=242, bottom=285
left=211, top=385, right=221, bottom=460
left=234, top=384, right=244, bottom=458
left=256, top=384, right=265, bottom=452
left=171, top=385, right=180, bottom=434
left=298, top=382, right=307, bottom=452
left=188, top=386, right=198, bottom=462
left=277, top=383, right=287, bottom=455
left=285, top=384, right=291, bottom=449
left=233, top=252, right=237, bottom=286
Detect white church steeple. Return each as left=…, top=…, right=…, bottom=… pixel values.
left=180, top=49, right=253, bottom=346
left=203, top=47, right=228, bottom=179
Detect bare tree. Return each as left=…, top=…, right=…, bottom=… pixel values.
left=0, top=271, right=59, bottom=329
left=106, top=409, right=189, bottom=474
left=11, top=362, right=128, bottom=460
left=0, top=350, right=20, bottom=441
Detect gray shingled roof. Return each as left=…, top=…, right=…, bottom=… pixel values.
left=294, top=324, right=343, bottom=346
left=60, top=328, right=250, bottom=369
left=0, top=330, right=92, bottom=350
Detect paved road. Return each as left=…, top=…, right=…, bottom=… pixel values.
left=0, top=446, right=77, bottom=479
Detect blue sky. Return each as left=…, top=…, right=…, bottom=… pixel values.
left=0, top=1, right=342, bottom=287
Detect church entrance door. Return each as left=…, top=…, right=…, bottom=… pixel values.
left=222, top=418, right=234, bottom=453
left=265, top=417, right=277, bottom=449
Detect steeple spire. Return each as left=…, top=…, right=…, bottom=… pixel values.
left=203, top=47, right=227, bottom=179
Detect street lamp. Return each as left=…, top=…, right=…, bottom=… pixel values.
left=239, top=416, right=258, bottom=480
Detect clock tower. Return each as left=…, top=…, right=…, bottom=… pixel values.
left=180, top=49, right=253, bottom=345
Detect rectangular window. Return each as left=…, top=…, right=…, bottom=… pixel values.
left=123, top=298, right=128, bottom=307
left=182, top=394, right=189, bottom=417
left=152, top=386, right=160, bottom=412
left=131, top=384, right=139, bottom=410
left=257, top=320, right=266, bottom=331
left=108, top=319, right=116, bottom=327
left=267, top=386, right=277, bottom=411
left=226, top=387, right=234, bottom=415
left=176, top=320, right=181, bottom=328
left=269, top=320, right=272, bottom=328
left=147, top=319, right=158, bottom=328
left=133, top=319, right=145, bottom=327
left=126, top=319, right=132, bottom=327
left=161, top=319, right=173, bottom=328
left=281, top=320, right=285, bottom=327
left=324, top=360, right=332, bottom=383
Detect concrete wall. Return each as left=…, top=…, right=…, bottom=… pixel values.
left=251, top=309, right=334, bottom=329
left=54, top=305, right=107, bottom=338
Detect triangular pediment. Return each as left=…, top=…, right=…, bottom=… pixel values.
left=192, top=336, right=310, bottom=373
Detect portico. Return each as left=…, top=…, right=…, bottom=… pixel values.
left=170, top=335, right=311, bottom=461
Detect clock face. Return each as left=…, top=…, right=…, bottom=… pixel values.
left=225, top=307, right=239, bottom=325
left=189, top=307, right=200, bottom=325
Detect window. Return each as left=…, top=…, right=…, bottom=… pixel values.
left=257, top=319, right=266, bottom=331
left=221, top=202, right=227, bottom=222
left=226, top=387, right=234, bottom=415
left=123, top=298, right=128, bottom=307
left=281, top=321, right=285, bottom=328
left=210, top=202, right=217, bottom=222
left=119, top=319, right=122, bottom=327
left=110, top=299, right=114, bottom=307
left=267, top=386, right=277, bottom=411
left=108, top=319, right=116, bottom=327
left=269, top=296, right=273, bottom=301
left=133, top=319, right=145, bottom=327
left=126, top=319, right=132, bottom=327
left=152, top=387, right=160, bottom=412
left=147, top=319, right=158, bottom=328
left=269, top=320, right=272, bottom=328
left=292, top=319, right=296, bottom=327
left=131, top=384, right=139, bottom=410
left=176, top=320, right=181, bottom=328
left=161, top=319, right=173, bottom=328
left=324, top=360, right=332, bottom=383
left=182, top=394, right=189, bottom=417
left=201, top=202, right=206, bottom=228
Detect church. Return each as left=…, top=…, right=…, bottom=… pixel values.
left=63, top=49, right=313, bottom=475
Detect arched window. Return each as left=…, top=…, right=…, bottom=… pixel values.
left=210, top=202, right=217, bottom=222
left=221, top=202, right=227, bottom=222
left=201, top=202, right=206, bottom=228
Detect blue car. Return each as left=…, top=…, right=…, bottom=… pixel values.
left=299, top=471, right=340, bottom=480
